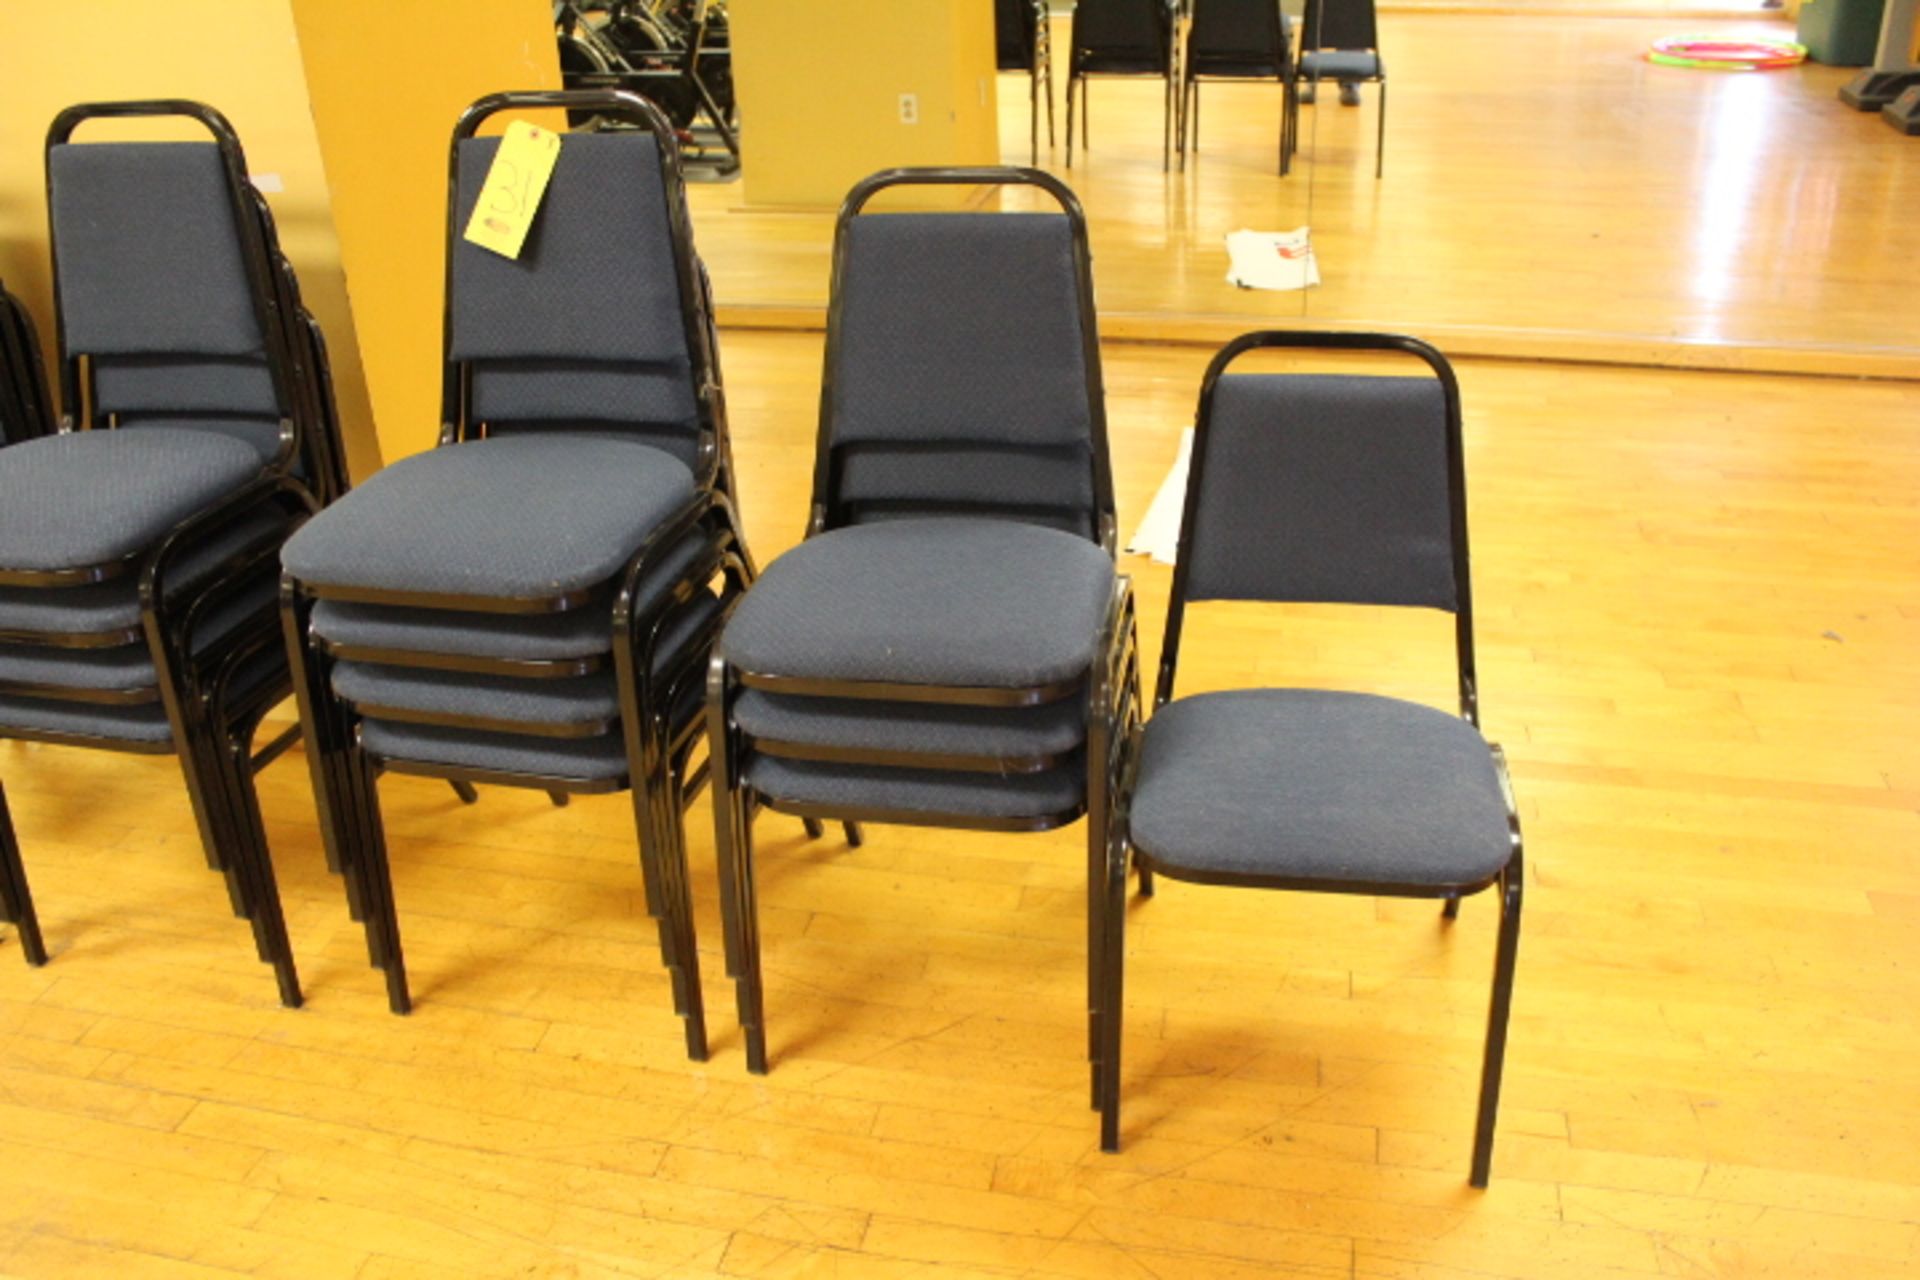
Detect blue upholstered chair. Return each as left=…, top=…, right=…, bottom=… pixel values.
left=1097, top=332, right=1523, bottom=1186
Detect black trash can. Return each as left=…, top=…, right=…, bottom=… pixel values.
left=1798, top=0, right=1888, bottom=66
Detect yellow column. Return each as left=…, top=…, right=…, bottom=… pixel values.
left=291, top=0, right=562, bottom=466
left=730, top=0, right=1001, bottom=208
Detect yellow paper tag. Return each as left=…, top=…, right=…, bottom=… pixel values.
left=462, top=121, right=562, bottom=260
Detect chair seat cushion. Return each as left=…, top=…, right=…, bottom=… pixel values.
left=1128, top=690, right=1511, bottom=890
left=734, top=688, right=1087, bottom=761
left=746, top=752, right=1086, bottom=822
left=0, top=575, right=279, bottom=697
left=0, top=504, right=288, bottom=639
left=0, top=694, right=174, bottom=744
left=280, top=436, right=694, bottom=600
left=360, top=717, right=631, bottom=783
left=1300, top=51, right=1381, bottom=79
left=0, top=429, right=263, bottom=572
left=720, top=519, right=1113, bottom=689
left=329, top=592, right=719, bottom=730
left=308, top=526, right=712, bottom=662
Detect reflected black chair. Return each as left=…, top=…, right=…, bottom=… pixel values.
left=707, top=167, right=1142, bottom=1075
left=1097, top=332, right=1523, bottom=1187
left=1067, top=0, right=1181, bottom=171
left=0, top=101, right=348, bottom=1003
left=1182, top=0, right=1295, bottom=173
left=1287, top=0, right=1387, bottom=178
left=996, top=0, right=1056, bottom=165
left=280, top=90, right=794, bottom=1058
left=0, top=279, right=53, bottom=445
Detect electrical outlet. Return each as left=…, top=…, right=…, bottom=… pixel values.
left=899, top=93, right=919, bottom=125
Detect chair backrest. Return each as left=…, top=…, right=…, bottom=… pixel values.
left=1072, top=0, right=1173, bottom=69
left=1160, top=331, right=1475, bottom=714
left=813, top=168, right=1115, bottom=545
left=1188, top=0, right=1288, bottom=69
left=1301, top=0, right=1379, bottom=52
left=46, top=108, right=296, bottom=467
left=994, top=0, right=1038, bottom=69
left=444, top=92, right=712, bottom=474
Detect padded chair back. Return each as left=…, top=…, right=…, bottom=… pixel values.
left=1072, top=0, right=1173, bottom=73
left=48, top=138, right=287, bottom=460
left=1188, top=0, right=1289, bottom=74
left=995, top=0, right=1038, bottom=69
left=447, top=120, right=705, bottom=469
left=1302, top=0, right=1380, bottom=52
left=816, top=170, right=1113, bottom=541
left=1176, top=334, right=1465, bottom=613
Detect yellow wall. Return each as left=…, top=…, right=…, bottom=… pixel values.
left=292, top=0, right=561, bottom=466
left=731, top=0, right=1000, bottom=207
left=0, top=0, right=381, bottom=478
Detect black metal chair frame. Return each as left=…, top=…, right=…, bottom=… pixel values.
left=1095, top=331, right=1522, bottom=1187
left=1066, top=0, right=1184, bottom=172
left=0, top=100, right=340, bottom=1003
left=1180, top=0, right=1296, bottom=174
left=706, top=166, right=1143, bottom=1076
left=0, top=280, right=54, bottom=445
left=1284, top=0, right=1387, bottom=179
left=998, top=0, right=1058, bottom=166
left=280, top=90, right=760, bottom=1059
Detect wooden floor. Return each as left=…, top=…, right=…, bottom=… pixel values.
left=3, top=327, right=1919, bottom=1278
left=692, top=12, right=1920, bottom=376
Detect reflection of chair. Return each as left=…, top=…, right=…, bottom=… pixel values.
left=1097, top=332, right=1524, bottom=1188
left=996, top=0, right=1056, bottom=164
left=1287, top=0, right=1387, bottom=177
left=1182, top=0, right=1295, bottom=173
left=280, top=91, right=792, bottom=1056
left=707, top=168, right=1142, bottom=1076
left=1067, top=0, right=1181, bottom=171
left=0, top=100, right=348, bottom=1004
left=0, top=280, right=52, bottom=445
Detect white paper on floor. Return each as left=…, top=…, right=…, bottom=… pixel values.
left=1125, top=427, right=1193, bottom=565
left=1225, top=227, right=1320, bottom=291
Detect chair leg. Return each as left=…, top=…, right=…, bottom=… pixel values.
left=1470, top=852, right=1523, bottom=1187
left=634, top=741, right=708, bottom=1062
left=1066, top=76, right=1077, bottom=166
left=801, top=816, right=824, bottom=840
left=349, top=749, right=410, bottom=1014
left=707, top=669, right=767, bottom=1073
left=1376, top=78, right=1386, bottom=180
left=0, top=783, right=48, bottom=966
left=1097, top=836, right=1129, bottom=1152
left=450, top=779, right=479, bottom=805
left=1044, top=52, right=1056, bottom=145
left=1137, top=863, right=1154, bottom=897
left=546, top=789, right=569, bottom=808
left=1443, top=891, right=1461, bottom=920
left=842, top=821, right=864, bottom=848
left=221, top=726, right=303, bottom=1008
left=1030, top=65, right=1040, bottom=165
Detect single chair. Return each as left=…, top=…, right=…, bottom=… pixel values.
left=996, top=0, right=1057, bottom=165
left=1287, top=0, right=1387, bottom=178
left=1097, top=331, right=1523, bottom=1187
left=279, top=90, right=796, bottom=1058
left=1182, top=0, right=1295, bottom=173
left=1067, top=0, right=1182, bottom=171
left=707, top=167, right=1142, bottom=1077
left=0, top=278, right=53, bottom=445
left=0, top=100, right=348, bottom=1004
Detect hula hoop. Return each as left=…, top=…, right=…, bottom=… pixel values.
left=1647, top=35, right=1807, bottom=71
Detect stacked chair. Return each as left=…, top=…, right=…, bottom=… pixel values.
left=1096, top=332, right=1523, bottom=1185
left=279, top=90, right=792, bottom=1059
left=706, top=167, right=1143, bottom=1077
left=0, top=277, right=53, bottom=446
left=0, top=100, right=348, bottom=1004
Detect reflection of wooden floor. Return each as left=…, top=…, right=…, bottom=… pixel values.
left=692, top=12, right=1920, bottom=377
left=6, top=333, right=1919, bottom=1278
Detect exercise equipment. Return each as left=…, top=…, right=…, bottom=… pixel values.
left=554, top=1, right=739, bottom=172
left=1646, top=35, right=1806, bottom=70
